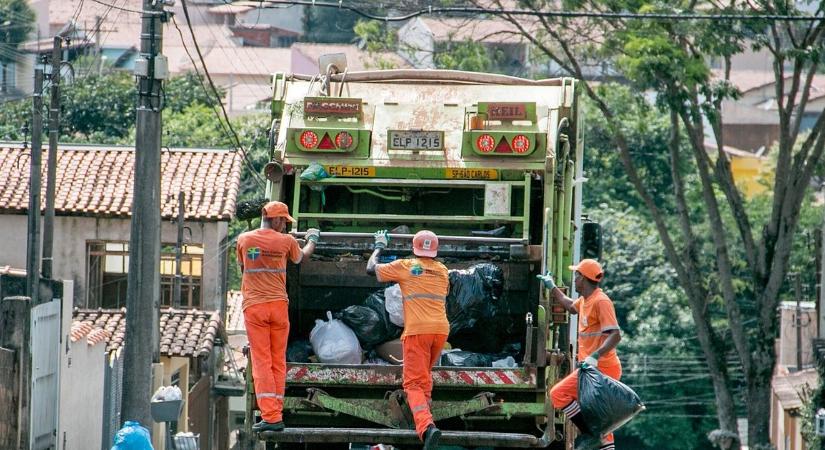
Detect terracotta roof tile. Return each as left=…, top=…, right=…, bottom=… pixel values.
left=72, top=307, right=223, bottom=357
left=0, top=145, right=242, bottom=221
left=225, top=290, right=246, bottom=333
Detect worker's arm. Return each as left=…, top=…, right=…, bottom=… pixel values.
left=536, top=273, right=578, bottom=314
left=366, top=230, right=389, bottom=276
left=292, top=228, right=320, bottom=264
left=584, top=329, right=621, bottom=366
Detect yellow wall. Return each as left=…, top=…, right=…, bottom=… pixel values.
left=730, top=155, right=770, bottom=198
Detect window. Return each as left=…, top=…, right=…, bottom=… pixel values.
left=87, top=241, right=204, bottom=309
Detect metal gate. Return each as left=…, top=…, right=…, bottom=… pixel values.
left=30, top=300, right=61, bottom=450
left=102, top=350, right=124, bottom=449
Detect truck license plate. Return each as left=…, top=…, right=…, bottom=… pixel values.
left=324, top=166, right=375, bottom=177
left=388, top=130, right=444, bottom=150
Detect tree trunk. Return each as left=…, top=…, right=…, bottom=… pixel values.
left=747, top=371, right=773, bottom=447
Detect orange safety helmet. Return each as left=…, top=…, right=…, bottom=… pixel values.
left=412, top=230, right=439, bottom=258
left=569, top=258, right=604, bottom=282
left=262, top=201, right=296, bottom=222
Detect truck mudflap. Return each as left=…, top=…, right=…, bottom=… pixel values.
left=259, top=425, right=556, bottom=448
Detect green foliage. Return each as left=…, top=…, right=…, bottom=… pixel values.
left=164, top=104, right=230, bottom=148
left=60, top=71, right=136, bottom=141
left=0, top=0, right=35, bottom=64
left=582, top=83, right=680, bottom=212
left=434, top=40, right=497, bottom=73
left=353, top=20, right=401, bottom=70
left=302, top=5, right=358, bottom=43
left=164, top=72, right=222, bottom=114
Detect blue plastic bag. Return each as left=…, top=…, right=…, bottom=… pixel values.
left=111, top=421, right=154, bottom=450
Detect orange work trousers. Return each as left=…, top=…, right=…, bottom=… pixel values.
left=550, top=363, right=622, bottom=445
left=402, top=333, right=448, bottom=439
left=244, top=301, right=290, bottom=423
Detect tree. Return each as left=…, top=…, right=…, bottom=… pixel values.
left=474, top=0, right=825, bottom=447
left=0, top=0, right=34, bottom=94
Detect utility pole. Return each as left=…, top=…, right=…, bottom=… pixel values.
left=41, top=36, right=62, bottom=283
left=795, top=274, right=803, bottom=371
left=121, top=0, right=168, bottom=428
left=173, top=192, right=185, bottom=309
left=26, top=68, right=44, bottom=304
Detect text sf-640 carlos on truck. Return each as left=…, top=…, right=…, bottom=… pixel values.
left=242, top=63, right=598, bottom=450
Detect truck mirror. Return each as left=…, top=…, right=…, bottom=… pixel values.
left=581, top=220, right=602, bottom=260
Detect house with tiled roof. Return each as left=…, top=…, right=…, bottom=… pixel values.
left=0, top=144, right=242, bottom=312
left=64, top=306, right=228, bottom=450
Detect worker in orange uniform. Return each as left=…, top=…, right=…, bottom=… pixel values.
left=237, top=201, right=320, bottom=432
left=538, top=259, right=621, bottom=450
left=367, top=229, right=448, bottom=450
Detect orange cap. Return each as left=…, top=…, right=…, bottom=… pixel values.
left=262, top=201, right=296, bottom=222
left=412, top=230, right=438, bottom=257
left=569, top=258, right=603, bottom=282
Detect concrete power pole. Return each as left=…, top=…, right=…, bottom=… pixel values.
left=26, top=68, right=44, bottom=304
left=41, top=37, right=62, bottom=283
left=121, top=0, right=168, bottom=427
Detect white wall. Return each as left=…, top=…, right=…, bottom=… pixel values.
left=778, top=302, right=816, bottom=369
left=397, top=18, right=435, bottom=69
left=58, top=334, right=107, bottom=449
left=0, top=214, right=228, bottom=311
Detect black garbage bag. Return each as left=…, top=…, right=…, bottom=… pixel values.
left=439, top=351, right=495, bottom=367
left=446, top=263, right=504, bottom=335
left=286, top=340, right=313, bottom=363
left=578, top=364, right=645, bottom=440
left=337, top=293, right=402, bottom=350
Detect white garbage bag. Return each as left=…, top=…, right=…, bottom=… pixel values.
left=310, top=311, right=362, bottom=364
left=384, top=284, right=404, bottom=327
left=151, top=385, right=182, bottom=402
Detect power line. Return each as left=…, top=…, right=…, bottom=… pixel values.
left=245, top=0, right=825, bottom=22
left=178, top=0, right=266, bottom=189
left=87, top=0, right=143, bottom=14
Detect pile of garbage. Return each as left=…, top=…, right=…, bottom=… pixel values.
left=293, top=263, right=518, bottom=366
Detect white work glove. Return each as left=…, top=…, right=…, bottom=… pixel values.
left=374, top=230, right=389, bottom=249
left=305, top=228, right=321, bottom=243
left=583, top=353, right=599, bottom=368
left=536, top=271, right=557, bottom=290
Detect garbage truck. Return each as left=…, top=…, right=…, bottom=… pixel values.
left=241, top=62, right=593, bottom=449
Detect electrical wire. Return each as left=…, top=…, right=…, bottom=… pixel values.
left=87, top=0, right=143, bottom=15
left=179, top=0, right=267, bottom=189
left=246, top=0, right=825, bottom=22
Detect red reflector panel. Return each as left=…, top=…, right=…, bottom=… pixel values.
left=318, top=133, right=336, bottom=150
left=299, top=130, right=319, bottom=149
left=494, top=136, right=513, bottom=153
left=476, top=134, right=495, bottom=153
left=335, top=132, right=354, bottom=149
left=511, top=135, right=530, bottom=153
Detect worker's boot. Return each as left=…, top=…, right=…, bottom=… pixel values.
left=252, top=420, right=285, bottom=432
left=599, top=442, right=615, bottom=450
left=422, top=424, right=441, bottom=450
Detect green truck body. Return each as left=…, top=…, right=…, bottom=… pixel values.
left=243, top=69, right=585, bottom=449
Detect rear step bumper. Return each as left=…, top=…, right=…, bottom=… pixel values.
left=259, top=427, right=554, bottom=448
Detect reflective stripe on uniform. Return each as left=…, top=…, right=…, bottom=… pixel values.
left=578, top=331, right=603, bottom=337
left=256, top=392, right=284, bottom=399
left=245, top=268, right=287, bottom=274
left=411, top=404, right=428, bottom=413
left=402, top=293, right=446, bottom=302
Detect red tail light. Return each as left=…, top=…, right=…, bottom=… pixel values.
left=335, top=132, right=354, bottom=149
left=476, top=134, right=495, bottom=153
left=318, top=133, right=336, bottom=149
left=511, top=135, right=530, bottom=153
left=299, top=130, right=318, bottom=148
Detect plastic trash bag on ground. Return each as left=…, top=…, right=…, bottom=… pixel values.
left=111, top=421, right=154, bottom=450
left=439, top=350, right=495, bottom=367
left=578, top=364, right=645, bottom=440
left=310, top=311, right=362, bottom=364
left=286, top=340, right=314, bottom=363
left=384, top=284, right=404, bottom=327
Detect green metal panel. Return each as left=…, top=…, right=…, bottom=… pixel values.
left=286, top=128, right=371, bottom=157
left=462, top=131, right=545, bottom=158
